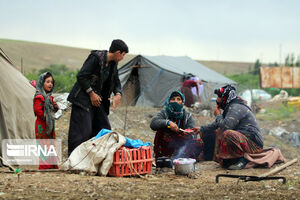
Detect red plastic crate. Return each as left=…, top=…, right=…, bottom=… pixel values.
left=108, top=146, right=153, bottom=177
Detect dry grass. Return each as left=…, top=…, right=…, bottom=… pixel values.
left=1, top=38, right=259, bottom=75
left=0, top=39, right=135, bottom=73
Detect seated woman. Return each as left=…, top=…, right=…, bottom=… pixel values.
left=193, top=85, right=264, bottom=170
left=150, top=91, right=203, bottom=161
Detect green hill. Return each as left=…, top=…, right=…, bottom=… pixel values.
left=0, top=38, right=255, bottom=75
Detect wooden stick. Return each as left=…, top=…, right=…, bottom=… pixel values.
left=0, top=156, right=16, bottom=171
left=260, top=158, right=298, bottom=177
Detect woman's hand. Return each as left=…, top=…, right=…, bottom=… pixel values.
left=169, top=121, right=178, bottom=132
left=192, top=127, right=200, bottom=133
left=192, top=127, right=204, bottom=138
left=214, top=107, right=221, bottom=116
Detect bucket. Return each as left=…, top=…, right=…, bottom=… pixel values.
left=173, top=158, right=196, bottom=175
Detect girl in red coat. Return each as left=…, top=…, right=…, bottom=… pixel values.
left=33, top=72, right=59, bottom=169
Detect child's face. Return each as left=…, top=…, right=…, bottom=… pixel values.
left=43, top=76, right=53, bottom=93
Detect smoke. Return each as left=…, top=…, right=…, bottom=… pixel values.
left=169, top=138, right=203, bottom=160
left=171, top=143, right=189, bottom=159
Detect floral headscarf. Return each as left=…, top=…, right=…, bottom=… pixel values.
left=165, top=91, right=185, bottom=119
left=214, top=85, right=237, bottom=110
left=34, top=72, right=55, bottom=135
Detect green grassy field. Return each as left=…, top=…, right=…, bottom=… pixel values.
left=1, top=38, right=255, bottom=75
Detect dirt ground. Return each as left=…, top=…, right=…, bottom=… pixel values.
left=1, top=102, right=300, bottom=199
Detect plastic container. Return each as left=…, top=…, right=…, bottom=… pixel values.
left=108, top=146, right=153, bottom=177
left=156, top=156, right=173, bottom=168
left=173, top=158, right=196, bottom=175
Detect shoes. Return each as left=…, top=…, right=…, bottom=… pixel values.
left=222, top=158, right=239, bottom=169
left=227, top=158, right=249, bottom=170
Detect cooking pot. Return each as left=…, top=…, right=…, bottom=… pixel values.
left=173, top=158, right=196, bottom=175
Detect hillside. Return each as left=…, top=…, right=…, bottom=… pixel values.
left=198, top=60, right=256, bottom=75
left=0, top=39, right=136, bottom=73
left=1, top=38, right=255, bottom=75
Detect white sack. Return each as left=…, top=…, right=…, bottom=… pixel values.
left=61, top=131, right=126, bottom=175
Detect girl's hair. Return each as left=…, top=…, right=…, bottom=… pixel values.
left=43, top=72, right=55, bottom=87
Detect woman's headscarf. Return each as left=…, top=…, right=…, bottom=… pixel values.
left=214, top=85, right=238, bottom=110
left=165, top=91, right=185, bottom=119
left=34, top=72, right=55, bottom=135
left=214, top=85, right=249, bottom=117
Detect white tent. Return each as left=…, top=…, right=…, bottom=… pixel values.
left=0, top=48, right=35, bottom=158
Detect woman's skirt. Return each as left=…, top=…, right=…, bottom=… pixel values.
left=214, top=129, right=262, bottom=166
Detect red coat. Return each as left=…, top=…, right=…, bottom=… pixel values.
left=182, top=79, right=197, bottom=88
left=33, top=94, right=58, bottom=169
left=34, top=94, right=56, bottom=139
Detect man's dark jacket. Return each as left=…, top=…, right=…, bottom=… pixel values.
left=68, top=50, right=122, bottom=114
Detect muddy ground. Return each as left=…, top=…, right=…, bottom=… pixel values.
left=0, top=101, right=299, bottom=199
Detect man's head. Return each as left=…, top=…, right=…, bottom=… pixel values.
left=109, top=39, right=129, bottom=62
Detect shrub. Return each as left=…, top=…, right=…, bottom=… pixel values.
left=26, top=64, right=78, bottom=93
left=265, top=104, right=297, bottom=120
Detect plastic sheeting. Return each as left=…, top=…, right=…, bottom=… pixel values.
left=94, top=129, right=151, bottom=148
left=53, top=93, right=71, bottom=119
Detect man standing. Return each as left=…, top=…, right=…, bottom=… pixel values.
left=67, top=39, right=128, bottom=155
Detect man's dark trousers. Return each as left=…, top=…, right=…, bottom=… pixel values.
left=68, top=104, right=111, bottom=156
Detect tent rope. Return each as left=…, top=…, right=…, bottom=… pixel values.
left=123, top=148, right=149, bottom=179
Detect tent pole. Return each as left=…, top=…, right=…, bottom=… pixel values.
left=123, top=102, right=128, bottom=136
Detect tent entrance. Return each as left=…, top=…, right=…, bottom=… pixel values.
left=121, top=67, right=140, bottom=106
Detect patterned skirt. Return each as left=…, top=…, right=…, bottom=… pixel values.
left=214, top=129, right=262, bottom=166
left=37, top=139, right=58, bottom=170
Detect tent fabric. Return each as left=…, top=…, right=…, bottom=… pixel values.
left=61, top=131, right=126, bottom=175
left=0, top=48, right=35, bottom=156
left=118, top=55, right=236, bottom=107
left=143, top=55, right=235, bottom=84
